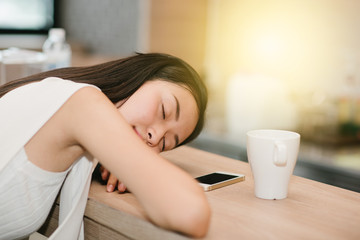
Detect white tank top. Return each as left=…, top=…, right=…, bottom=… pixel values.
left=0, top=147, right=70, bottom=239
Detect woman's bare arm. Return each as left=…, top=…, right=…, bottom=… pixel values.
left=64, top=87, right=211, bottom=237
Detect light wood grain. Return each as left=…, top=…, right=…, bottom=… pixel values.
left=84, top=195, right=189, bottom=240
left=164, top=146, right=360, bottom=240
left=89, top=146, right=360, bottom=239
left=41, top=146, right=360, bottom=239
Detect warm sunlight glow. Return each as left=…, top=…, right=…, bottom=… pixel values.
left=205, top=0, right=355, bottom=93
left=253, top=33, right=285, bottom=61
left=204, top=0, right=360, bottom=140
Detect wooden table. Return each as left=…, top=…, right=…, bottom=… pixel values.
left=40, top=146, right=360, bottom=239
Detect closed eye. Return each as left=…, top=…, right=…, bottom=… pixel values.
left=162, top=104, right=165, bottom=119
left=161, top=137, right=165, bottom=151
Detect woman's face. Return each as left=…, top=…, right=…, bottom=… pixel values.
left=116, top=79, right=198, bottom=153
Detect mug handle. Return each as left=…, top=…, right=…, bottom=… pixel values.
left=273, top=141, right=287, bottom=166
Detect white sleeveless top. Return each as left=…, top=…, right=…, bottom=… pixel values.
left=0, top=78, right=99, bottom=240
left=0, top=147, right=70, bottom=239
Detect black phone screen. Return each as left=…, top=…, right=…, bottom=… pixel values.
left=196, top=173, right=238, bottom=185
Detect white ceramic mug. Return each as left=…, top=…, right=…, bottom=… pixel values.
left=246, top=129, right=300, bottom=200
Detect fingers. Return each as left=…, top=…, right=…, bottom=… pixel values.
left=106, top=173, right=118, bottom=192
left=118, top=182, right=127, bottom=193
left=99, top=165, right=127, bottom=193
left=100, top=166, right=110, bottom=181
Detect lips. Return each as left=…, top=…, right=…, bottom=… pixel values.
left=133, top=127, right=143, bottom=140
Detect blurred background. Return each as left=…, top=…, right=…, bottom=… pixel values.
left=1, top=0, right=359, bottom=191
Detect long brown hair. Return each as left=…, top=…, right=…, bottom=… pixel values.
left=0, top=53, right=207, bottom=145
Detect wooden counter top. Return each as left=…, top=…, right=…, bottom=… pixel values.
left=39, top=146, right=360, bottom=239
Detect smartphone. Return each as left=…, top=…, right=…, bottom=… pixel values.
left=195, top=171, right=245, bottom=191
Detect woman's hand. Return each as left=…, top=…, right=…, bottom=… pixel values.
left=99, top=165, right=127, bottom=193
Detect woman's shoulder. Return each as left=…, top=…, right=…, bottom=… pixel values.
left=1, top=77, right=102, bottom=114
left=2, top=77, right=100, bottom=102
left=29, top=77, right=103, bottom=107
left=62, top=84, right=113, bottom=116
left=40, top=77, right=100, bottom=92
left=69, top=85, right=107, bottom=104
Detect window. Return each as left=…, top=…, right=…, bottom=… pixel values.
left=0, top=0, right=56, bottom=34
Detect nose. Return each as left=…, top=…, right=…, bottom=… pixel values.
left=147, top=126, right=165, bottom=147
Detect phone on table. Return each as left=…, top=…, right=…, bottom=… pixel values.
left=195, top=171, right=245, bottom=191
